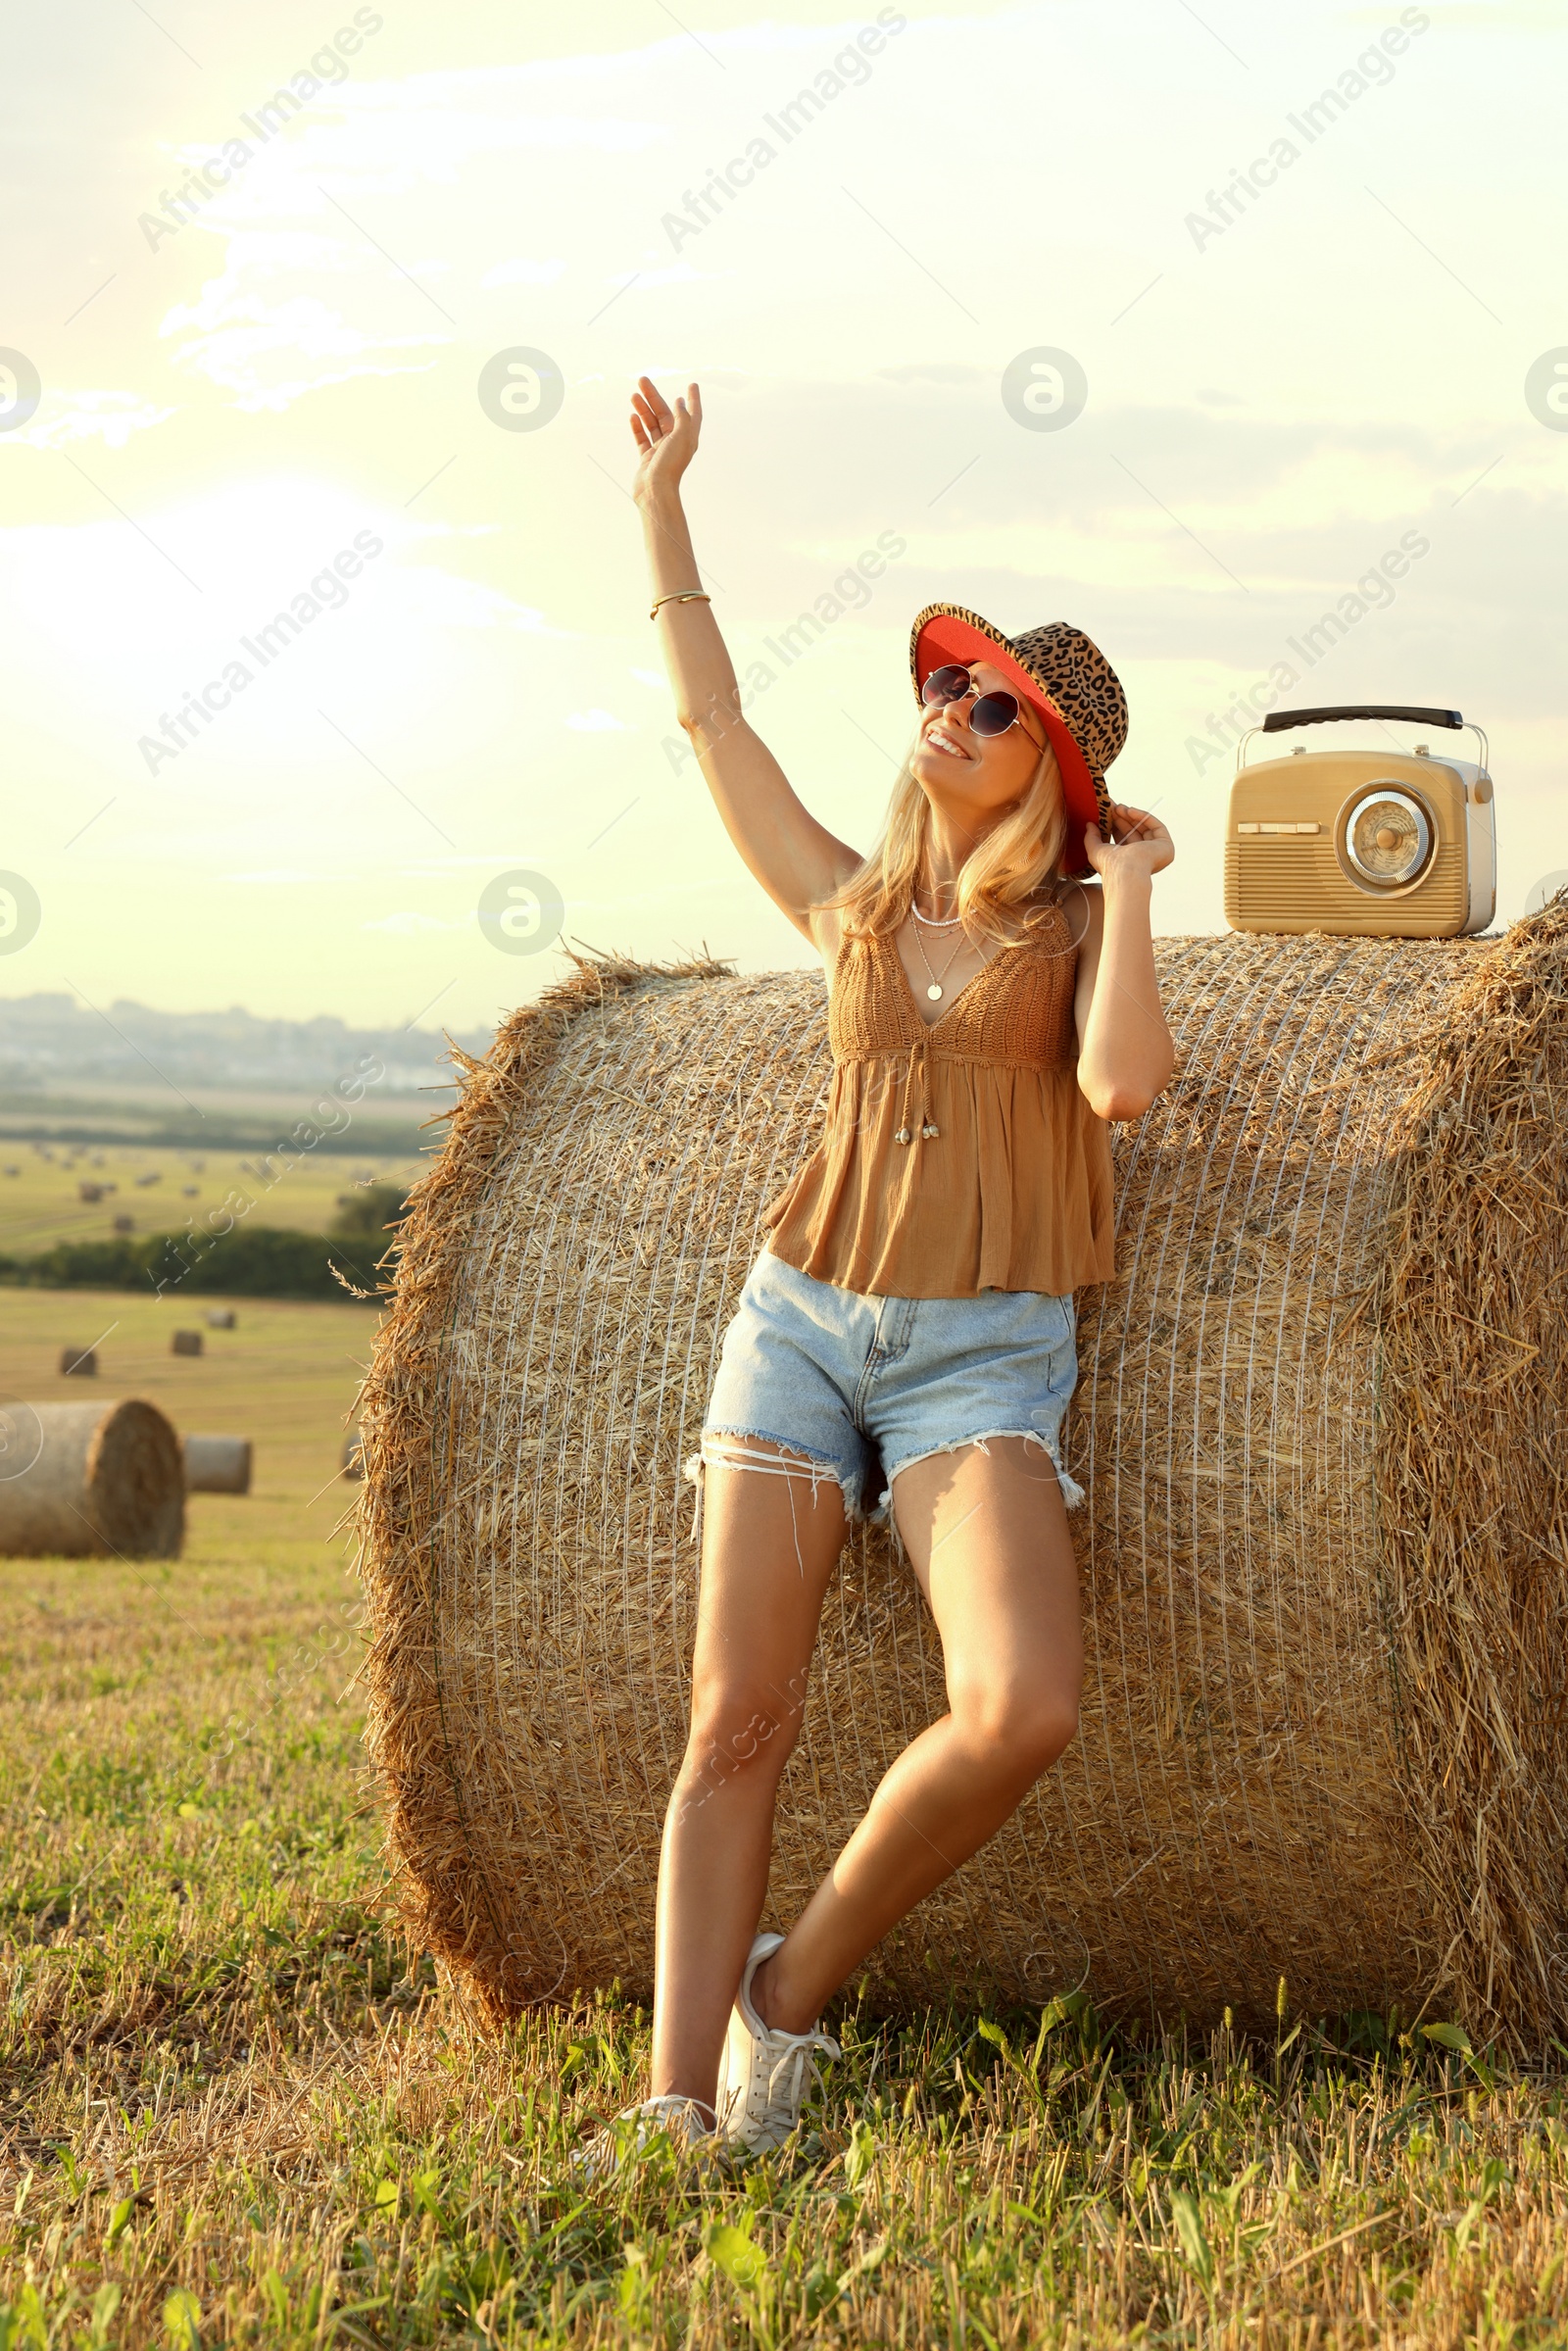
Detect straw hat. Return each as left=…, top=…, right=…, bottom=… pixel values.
left=909, top=605, right=1129, bottom=876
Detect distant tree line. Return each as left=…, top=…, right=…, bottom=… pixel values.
left=0, top=1183, right=412, bottom=1302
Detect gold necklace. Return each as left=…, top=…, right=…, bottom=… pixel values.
left=908, top=911, right=969, bottom=1003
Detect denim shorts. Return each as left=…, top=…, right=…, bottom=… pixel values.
left=683, top=1247, right=1083, bottom=1546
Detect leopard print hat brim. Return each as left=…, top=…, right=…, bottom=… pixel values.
left=909, top=605, right=1129, bottom=875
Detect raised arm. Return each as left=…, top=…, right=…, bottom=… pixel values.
left=1070, top=803, right=1177, bottom=1123
left=632, top=376, right=862, bottom=944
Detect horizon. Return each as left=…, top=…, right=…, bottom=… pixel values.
left=0, top=984, right=494, bottom=1039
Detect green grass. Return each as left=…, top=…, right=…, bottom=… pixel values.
left=0, top=1141, right=423, bottom=1261
left=5, top=1299, right=1568, bottom=2345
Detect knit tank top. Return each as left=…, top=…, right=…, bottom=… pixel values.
left=762, top=899, right=1115, bottom=1298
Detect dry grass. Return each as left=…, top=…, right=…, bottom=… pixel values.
left=0, top=1286, right=385, bottom=1468
left=355, top=912, right=1568, bottom=2046
left=7, top=1540, right=1568, bottom=2346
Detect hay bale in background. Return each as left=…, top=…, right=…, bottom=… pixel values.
left=172, top=1330, right=203, bottom=1357
left=206, top=1309, right=237, bottom=1330
left=58, top=1347, right=97, bottom=1377
left=0, top=1398, right=184, bottom=1558
left=182, top=1434, right=252, bottom=1494
left=358, top=914, right=1568, bottom=2045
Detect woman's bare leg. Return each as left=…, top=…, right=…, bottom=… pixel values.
left=750, top=1436, right=1081, bottom=2034
left=649, top=1444, right=847, bottom=2111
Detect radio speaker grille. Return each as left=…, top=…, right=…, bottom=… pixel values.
left=1225, top=843, right=1466, bottom=935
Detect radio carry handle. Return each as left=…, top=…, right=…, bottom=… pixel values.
left=1237, top=705, right=1489, bottom=780
left=1262, top=704, right=1462, bottom=732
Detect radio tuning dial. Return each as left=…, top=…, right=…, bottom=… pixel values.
left=1344, top=788, right=1432, bottom=887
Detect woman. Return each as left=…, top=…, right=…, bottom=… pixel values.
left=587, top=375, right=1174, bottom=2168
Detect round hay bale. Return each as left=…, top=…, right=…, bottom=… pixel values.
left=172, top=1330, right=203, bottom=1357
left=0, top=1398, right=184, bottom=1558
left=58, top=1347, right=97, bottom=1377
left=357, top=910, right=1568, bottom=2044
left=181, top=1433, right=252, bottom=1494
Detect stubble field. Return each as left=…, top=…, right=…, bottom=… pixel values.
left=3, top=1294, right=1567, bottom=2348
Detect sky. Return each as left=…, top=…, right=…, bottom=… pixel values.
left=1, top=0, right=1565, bottom=1029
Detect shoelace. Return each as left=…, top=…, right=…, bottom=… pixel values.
left=636, top=2094, right=717, bottom=2136
left=756, top=2026, right=841, bottom=2127
left=574, top=2093, right=716, bottom=2176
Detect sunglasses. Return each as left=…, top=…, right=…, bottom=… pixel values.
left=920, top=663, right=1037, bottom=741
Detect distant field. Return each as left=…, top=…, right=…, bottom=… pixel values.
left=0, top=1285, right=383, bottom=1494
left=0, top=1139, right=430, bottom=1260
left=0, top=1076, right=443, bottom=1157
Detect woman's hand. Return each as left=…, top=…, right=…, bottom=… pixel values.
left=1083, top=801, right=1174, bottom=887
left=631, top=374, right=702, bottom=508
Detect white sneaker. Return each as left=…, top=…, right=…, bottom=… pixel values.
left=714, top=1932, right=841, bottom=2153
left=572, top=2093, right=718, bottom=2180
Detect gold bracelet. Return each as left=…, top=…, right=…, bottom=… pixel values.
left=650, top=589, right=711, bottom=620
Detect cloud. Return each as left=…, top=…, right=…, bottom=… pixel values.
left=147, top=77, right=666, bottom=410
left=395, top=573, right=559, bottom=633
left=161, top=283, right=446, bottom=413
left=16, top=391, right=176, bottom=452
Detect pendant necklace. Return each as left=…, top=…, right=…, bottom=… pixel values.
left=908, top=910, right=969, bottom=1002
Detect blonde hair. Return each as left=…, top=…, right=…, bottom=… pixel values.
left=821, top=731, right=1072, bottom=948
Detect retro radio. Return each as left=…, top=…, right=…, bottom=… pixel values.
left=1225, top=703, right=1496, bottom=939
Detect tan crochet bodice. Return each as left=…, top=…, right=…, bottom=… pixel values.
left=762, top=908, right=1115, bottom=1298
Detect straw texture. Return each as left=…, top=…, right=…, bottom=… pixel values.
left=356, top=910, right=1568, bottom=2043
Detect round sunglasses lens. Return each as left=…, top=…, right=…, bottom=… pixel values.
left=921, top=664, right=970, bottom=707
left=968, top=690, right=1020, bottom=737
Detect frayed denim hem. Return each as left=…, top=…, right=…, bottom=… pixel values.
left=681, top=1426, right=867, bottom=1566
left=879, top=1426, right=1087, bottom=1515
left=680, top=1425, right=1083, bottom=1576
